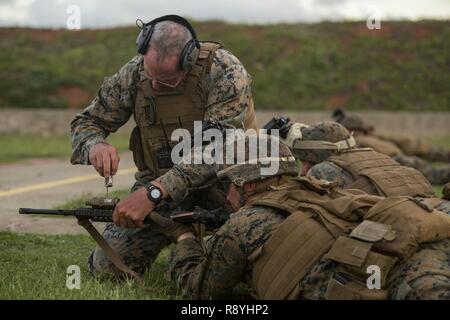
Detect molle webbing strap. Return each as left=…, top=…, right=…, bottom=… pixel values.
left=77, top=218, right=144, bottom=284
left=328, top=149, right=398, bottom=175
left=133, top=42, right=222, bottom=176
left=328, top=149, right=435, bottom=197
left=196, top=42, right=222, bottom=74
left=251, top=211, right=335, bottom=299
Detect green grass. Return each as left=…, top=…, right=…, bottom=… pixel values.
left=433, top=185, right=444, bottom=198
left=1, top=20, right=449, bottom=111
left=0, top=231, right=177, bottom=299
left=425, top=134, right=450, bottom=149
left=0, top=133, right=130, bottom=163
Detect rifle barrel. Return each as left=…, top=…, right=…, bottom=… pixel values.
left=19, top=208, right=75, bottom=216
left=19, top=207, right=155, bottom=224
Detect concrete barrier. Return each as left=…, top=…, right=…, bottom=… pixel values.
left=1, top=108, right=449, bottom=136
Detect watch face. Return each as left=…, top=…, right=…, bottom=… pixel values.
left=150, top=188, right=161, bottom=199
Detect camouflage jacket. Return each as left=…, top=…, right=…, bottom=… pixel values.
left=166, top=205, right=335, bottom=299
left=70, top=48, right=253, bottom=164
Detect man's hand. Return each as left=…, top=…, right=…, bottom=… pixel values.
left=89, top=143, right=120, bottom=177
left=113, top=187, right=155, bottom=229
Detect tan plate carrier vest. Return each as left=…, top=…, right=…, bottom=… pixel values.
left=130, top=41, right=257, bottom=178
left=327, top=148, right=435, bottom=198
left=354, top=135, right=402, bottom=157
left=247, top=177, right=450, bottom=300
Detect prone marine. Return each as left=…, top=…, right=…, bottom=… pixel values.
left=130, top=132, right=450, bottom=300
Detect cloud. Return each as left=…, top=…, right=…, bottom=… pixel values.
left=0, top=0, right=449, bottom=28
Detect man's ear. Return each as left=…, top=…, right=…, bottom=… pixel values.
left=243, top=182, right=256, bottom=192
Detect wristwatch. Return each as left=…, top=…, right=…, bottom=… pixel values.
left=146, top=184, right=162, bottom=204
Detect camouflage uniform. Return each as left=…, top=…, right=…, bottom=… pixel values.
left=166, top=186, right=450, bottom=300
left=71, top=49, right=254, bottom=165
left=70, top=48, right=255, bottom=276
left=333, top=112, right=450, bottom=185
left=375, top=132, right=450, bottom=163
left=307, top=156, right=450, bottom=216
left=283, top=121, right=450, bottom=215
left=158, top=134, right=450, bottom=300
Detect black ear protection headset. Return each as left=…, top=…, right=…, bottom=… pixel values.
left=136, top=14, right=200, bottom=72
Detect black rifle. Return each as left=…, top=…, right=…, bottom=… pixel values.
left=19, top=197, right=229, bottom=229
left=263, top=116, right=291, bottom=139
left=19, top=198, right=229, bottom=282
left=170, top=206, right=229, bottom=230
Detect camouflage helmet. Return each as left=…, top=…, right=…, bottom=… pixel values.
left=292, top=121, right=355, bottom=164
left=216, top=131, right=298, bottom=188
left=332, top=108, right=373, bottom=133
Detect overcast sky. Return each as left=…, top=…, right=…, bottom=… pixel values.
left=1, top=0, right=449, bottom=28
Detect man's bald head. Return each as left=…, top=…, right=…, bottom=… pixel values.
left=147, top=21, right=192, bottom=65
left=143, top=21, right=193, bottom=89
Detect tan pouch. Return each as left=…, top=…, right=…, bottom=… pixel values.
left=365, top=197, right=450, bottom=243
left=340, top=251, right=398, bottom=288
left=325, top=236, right=372, bottom=267
left=350, top=220, right=397, bottom=242
left=372, top=230, right=418, bottom=260
left=325, top=272, right=388, bottom=300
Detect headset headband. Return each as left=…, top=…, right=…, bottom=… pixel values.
left=147, top=15, right=197, bottom=39
left=136, top=14, right=199, bottom=71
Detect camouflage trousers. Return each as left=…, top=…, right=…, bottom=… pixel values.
left=435, top=201, right=450, bottom=215
left=88, top=176, right=231, bottom=277
left=88, top=220, right=172, bottom=276
left=301, top=239, right=450, bottom=300
left=394, top=154, right=450, bottom=185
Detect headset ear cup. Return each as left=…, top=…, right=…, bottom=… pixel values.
left=179, top=40, right=200, bottom=71
left=136, top=25, right=153, bottom=55
left=136, top=29, right=145, bottom=54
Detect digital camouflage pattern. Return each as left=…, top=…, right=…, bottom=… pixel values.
left=71, top=48, right=253, bottom=165
left=89, top=174, right=232, bottom=277
left=159, top=133, right=297, bottom=203
left=293, top=121, right=351, bottom=164
left=89, top=133, right=295, bottom=276
left=166, top=196, right=450, bottom=300
left=308, top=161, right=355, bottom=188
left=79, top=47, right=254, bottom=275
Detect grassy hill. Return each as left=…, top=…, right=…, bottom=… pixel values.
left=0, top=20, right=449, bottom=111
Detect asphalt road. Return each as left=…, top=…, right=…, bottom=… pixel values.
left=0, top=152, right=136, bottom=234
